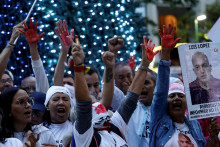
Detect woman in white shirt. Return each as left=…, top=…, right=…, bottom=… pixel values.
left=0, top=87, right=56, bottom=146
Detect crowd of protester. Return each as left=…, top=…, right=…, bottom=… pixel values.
left=0, top=18, right=219, bottom=147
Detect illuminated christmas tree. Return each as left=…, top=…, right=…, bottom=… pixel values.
left=0, top=0, right=147, bottom=85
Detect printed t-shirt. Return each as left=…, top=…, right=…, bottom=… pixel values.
left=164, top=122, right=198, bottom=147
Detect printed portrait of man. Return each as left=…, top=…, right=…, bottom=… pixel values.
left=189, top=51, right=220, bottom=105
left=178, top=133, right=194, bottom=147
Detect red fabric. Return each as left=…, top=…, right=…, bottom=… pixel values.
left=73, top=65, right=84, bottom=72
left=93, top=103, right=107, bottom=114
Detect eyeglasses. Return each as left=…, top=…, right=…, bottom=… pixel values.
left=0, top=78, right=13, bottom=84
left=16, top=97, right=34, bottom=107
left=22, top=86, right=36, bottom=93
left=32, top=110, right=44, bottom=117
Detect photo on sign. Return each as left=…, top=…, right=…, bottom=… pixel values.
left=178, top=42, right=220, bottom=120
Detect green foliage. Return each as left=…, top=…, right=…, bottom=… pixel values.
left=177, top=10, right=196, bottom=43
left=141, top=0, right=198, bottom=7
left=177, top=1, right=220, bottom=43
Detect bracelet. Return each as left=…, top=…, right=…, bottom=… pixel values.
left=7, top=43, right=15, bottom=47
left=73, top=63, right=91, bottom=74
left=73, top=64, right=85, bottom=72
left=138, top=65, right=151, bottom=72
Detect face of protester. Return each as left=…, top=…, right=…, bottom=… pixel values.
left=21, top=76, right=36, bottom=94
left=63, top=77, right=74, bottom=86
left=31, top=109, right=44, bottom=125
left=85, top=73, right=100, bottom=98
left=115, top=65, right=133, bottom=95
left=11, top=89, right=32, bottom=125
left=47, top=92, right=70, bottom=123
left=0, top=74, right=13, bottom=92
left=193, top=54, right=211, bottom=84
left=178, top=134, right=194, bottom=147
left=168, top=92, right=187, bottom=121
left=139, top=72, right=155, bottom=106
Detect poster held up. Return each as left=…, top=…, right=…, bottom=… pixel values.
left=178, top=42, right=220, bottom=120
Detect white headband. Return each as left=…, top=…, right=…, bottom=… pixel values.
left=44, top=86, right=71, bottom=106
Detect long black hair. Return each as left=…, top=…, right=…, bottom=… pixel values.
left=0, top=87, right=32, bottom=138
left=0, top=106, right=7, bottom=143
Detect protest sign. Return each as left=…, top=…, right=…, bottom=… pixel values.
left=178, top=42, right=220, bottom=120
left=207, top=17, right=220, bottom=42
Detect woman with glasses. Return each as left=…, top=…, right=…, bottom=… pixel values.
left=0, top=87, right=56, bottom=146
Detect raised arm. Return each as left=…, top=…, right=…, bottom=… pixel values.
left=100, top=51, right=116, bottom=110
left=151, top=24, right=181, bottom=122
left=0, top=22, right=24, bottom=79
left=53, top=20, right=74, bottom=86
left=19, top=18, right=49, bottom=93
left=117, top=36, right=158, bottom=124
left=100, top=37, right=124, bottom=110
left=71, top=37, right=93, bottom=136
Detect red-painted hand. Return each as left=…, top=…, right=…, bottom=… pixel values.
left=19, top=18, right=45, bottom=44
left=141, top=36, right=159, bottom=61
left=159, top=24, right=181, bottom=49
left=128, top=56, right=136, bottom=70
left=54, top=20, right=74, bottom=47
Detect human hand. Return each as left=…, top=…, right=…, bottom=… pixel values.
left=141, top=36, right=159, bottom=61
left=9, top=21, right=25, bottom=44
left=108, top=36, right=124, bottom=56
left=159, top=24, right=181, bottom=50
left=128, top=56, right=136, bottom=70
left=19, top=18, right=45, bottom=44
left=71, top=41, right=85, bottom=65
left=140, top=36, right=157, bottom=67
left=54, top=19, right=74, bottom=51
left=209, top=117, right=220, bottom=137
left=102, top=51, right=115, bottom=68
left=23, top=131, right=40, bottom=147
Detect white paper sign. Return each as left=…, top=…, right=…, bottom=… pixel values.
left=207, top=17, right=220, bottom=42
left=178, top=42, right=220, bottom=120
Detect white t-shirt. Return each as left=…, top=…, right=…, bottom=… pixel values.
left=0, top=138, right=23, bottom=147
left=48, top=120, right=74, bottom=147
left=164, top=122, right=198, bottom=147
left=14, top=124, right=56, bottom=147
left=73, top=111, right=128, bottom=147
left=125, top=102, right=151, bottom=147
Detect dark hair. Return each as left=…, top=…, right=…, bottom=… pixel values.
left=64, top=72, right=74, bottom=80
left=0, top=106, right=7, bottom=143
left=42, top=109, right=52, bottom=127
left=86, top=65, right=100, bottom=80
left=0, top=87, right=32, bottom=138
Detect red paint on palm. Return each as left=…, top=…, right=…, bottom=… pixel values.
left=128, top=56, right=136, bottom=70
left=19, top=18, right=45, bottom=44
left=54, top=20, right=73, bottom=46
left=159, top=24, right=181, bottom=49
left=141, top=36, right=159, bottom=61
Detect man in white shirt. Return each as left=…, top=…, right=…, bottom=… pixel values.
left=125, top=65, right=157, bottom=147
